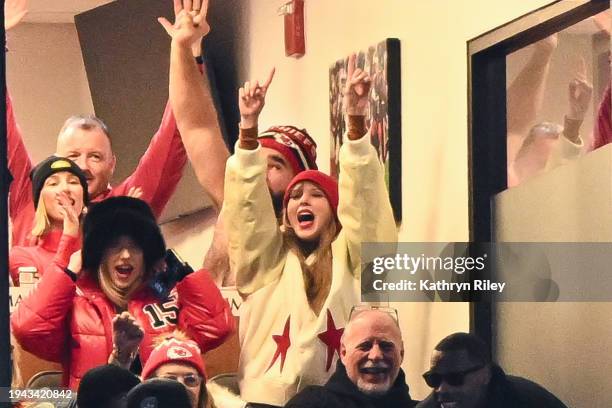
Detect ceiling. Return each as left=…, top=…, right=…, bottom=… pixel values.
left=21, top=1, right=610, bottom=30
left=23, top=0, right=115, bottom=23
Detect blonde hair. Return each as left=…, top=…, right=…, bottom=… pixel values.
left=31, top=201, right=51, bottom=237
left=98, top=264, right=143, bottom=310
left=283, top=214, right=339, bottom=311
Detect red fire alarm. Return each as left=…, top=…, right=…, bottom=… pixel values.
left=279, top=0, right=305, bottom=58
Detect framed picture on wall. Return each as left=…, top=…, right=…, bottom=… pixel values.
left=329, top=38, right=402, bottom=221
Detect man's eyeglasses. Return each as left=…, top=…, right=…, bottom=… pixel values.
left=422, top=365, right=485, bottom=388
left=157, top=373, right=203, bottom=387
left=349, top=305, right=399, bottom=323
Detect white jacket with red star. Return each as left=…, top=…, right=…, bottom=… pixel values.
left=223, top=134, right=397, bottom=406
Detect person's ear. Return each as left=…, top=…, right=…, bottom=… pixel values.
left=339, top=342, right=347, bottom=363
left=110, top=154, right=117, bottom=175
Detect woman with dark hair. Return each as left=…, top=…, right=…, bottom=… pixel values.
left=11, top=196, right=234, bottom=390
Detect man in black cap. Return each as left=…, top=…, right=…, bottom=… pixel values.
left=416, top=332, right=568, bottom=408
left=285, top=309, right=417, bottom=408
left=77, top=364, right=140, bottom=408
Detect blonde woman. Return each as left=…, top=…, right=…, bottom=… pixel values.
left=9, top=156, right=88, bottom=286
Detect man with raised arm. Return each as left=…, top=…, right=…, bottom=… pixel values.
left=508, top=60, right=593, bottom=187
left=160, top=0, right=318, bottom=286
left=158, top=0, right=229, bottom=211
left=7, top=0, right=190, bottom=247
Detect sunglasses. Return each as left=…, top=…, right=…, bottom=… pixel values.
left=157, top=373, right=203, bottom=388
left=422, top=365, right=485, bottom=388
left=349, top=305, right=399, bottom=323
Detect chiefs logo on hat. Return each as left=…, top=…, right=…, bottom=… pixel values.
left=167, top=346, right=193, bottom=360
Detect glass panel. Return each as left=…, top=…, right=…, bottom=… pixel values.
left=506, top=10, right=610, bottom=188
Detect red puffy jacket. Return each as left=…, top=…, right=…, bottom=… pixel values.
left=11, top=264, right=234, bottom=389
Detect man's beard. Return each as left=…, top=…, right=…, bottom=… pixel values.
left=271, top=190, right=284, bottom=219
left=355, top=361, right=394, bottom=396
left=356, top=378, right=392, bottom=396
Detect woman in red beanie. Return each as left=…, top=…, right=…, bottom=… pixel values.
left=141, top=330, right=246, bottom=408
left=142, top=331, right=208, bottom=408
left=222, top=53, right=397, bottom=407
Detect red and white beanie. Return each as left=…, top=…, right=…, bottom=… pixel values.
left=141, top=337, right=206, bottom=381
left=258, top=126, right=318, bottom=175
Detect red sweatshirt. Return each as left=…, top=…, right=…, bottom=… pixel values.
left=9, top=229, right=80, bottom=286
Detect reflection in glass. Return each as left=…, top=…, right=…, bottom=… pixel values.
left=506, top=11, right=610, bottom=188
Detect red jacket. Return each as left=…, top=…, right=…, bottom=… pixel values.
left=6, top=92, right=187, bottom=247
left=9, top=230, right=80, bottom=285
left=11, top=265, right=234, bottom=390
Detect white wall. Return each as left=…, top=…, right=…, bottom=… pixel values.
left=241, top=0, right=556, bottom=398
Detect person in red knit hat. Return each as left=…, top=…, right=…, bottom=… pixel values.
left=141, top=331, right=208, bottom=408
left=282, top=169, right=340, bottom=264
left=222, top=52, right=397, bottom=407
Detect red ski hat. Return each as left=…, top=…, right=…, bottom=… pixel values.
left=283, top=170, right=339, bottom=216
left=258, top=126, right=318, bottom=175
left=141, top=337, right=206, bottom=381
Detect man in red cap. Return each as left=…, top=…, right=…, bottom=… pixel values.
left=246, top=123, right=319, bottom=216
left=238, top=68, right=319, bottom=206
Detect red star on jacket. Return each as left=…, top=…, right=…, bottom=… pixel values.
left=317, top=310, right=344, bottom=371
left=266, top=316, right=291, bottom=373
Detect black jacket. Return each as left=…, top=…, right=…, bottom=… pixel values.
left=285, top=361, right=417, bottom=408
left=416, top=365, right=568, bottom=408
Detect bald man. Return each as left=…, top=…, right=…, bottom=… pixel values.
left=285, top=308, right=417, bottom=408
